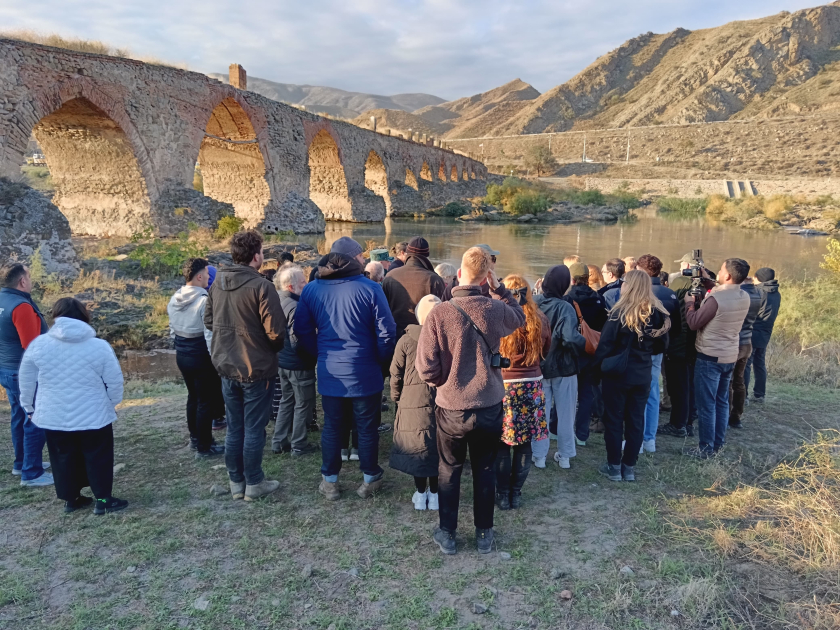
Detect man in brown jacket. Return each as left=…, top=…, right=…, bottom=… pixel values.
left=416, top=247, right=525, bottom=555
left=382, top=236, right=445, bottom=339
left=205, top=230, right=286, bottom=501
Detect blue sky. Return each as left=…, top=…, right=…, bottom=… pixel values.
left=0, top=0, right=827, bottom=99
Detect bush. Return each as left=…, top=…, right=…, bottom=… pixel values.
left=128, top=231, right=208, bottom=278
left=764, top=194, right=795, bottom=219
left=484, top=177, right=529, bottom=209
left=821, top=238, right=840, bottom=280
left=705, top=194, right=730, bottom=216
left=657, top=197, right=708, bottom=213
left=508, top=190, right=550, bottom=215
left=437, top=201, right=471, bottom=217
left=214, top=216, right=245, bottom=240
left=611, top=190, right=643, bottom=210
left=575, top=190, right=605, bottom=206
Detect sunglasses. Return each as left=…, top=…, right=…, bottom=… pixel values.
left=490, top=256, right=497, bottom=263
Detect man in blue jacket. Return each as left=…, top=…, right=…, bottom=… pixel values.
left=295, top=237, right=397, bottom=501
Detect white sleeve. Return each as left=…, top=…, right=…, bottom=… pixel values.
left=18, top=345, right=39, bottom=414
left=99, top=341, right=125, bottom=408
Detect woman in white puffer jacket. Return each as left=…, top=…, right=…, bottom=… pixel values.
left=19, top=298, right=128, bottom=515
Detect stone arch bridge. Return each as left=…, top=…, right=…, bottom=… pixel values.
left=0, top=39, right=488, bottom=236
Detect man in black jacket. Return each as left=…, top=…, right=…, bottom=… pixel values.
left=745, top=268, right=781, bottom=401
left=382, top=237, right=445, bottom=339
left=271, top=265, right=317, bottom=458
left=598, top=258, right=625, bottom=308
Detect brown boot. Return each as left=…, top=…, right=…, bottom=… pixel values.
left=244, top=479, right=279, bottom=502
left=319, top=479, right=340, bottom=501
left=357, top=477, right=383, bottom=499
left=230, top=481, right=245, bottom=500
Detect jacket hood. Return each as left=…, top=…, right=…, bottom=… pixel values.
left=171, top=285, right=208, bottom=310
left=217, top=265, right=262, bottom=291
left=758, top=279, right=779, bottom=292
left=48, top=317, right=96, bottom=343
left=317, top=253, right=364, bottom=280
left=543, top=265, right=571, bottom=299
left=405, top=323, right=423, bottom=342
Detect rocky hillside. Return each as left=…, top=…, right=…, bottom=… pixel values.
left=209, top=74, right=444, bottom=119
left=356, top=1, right=840, bottom=138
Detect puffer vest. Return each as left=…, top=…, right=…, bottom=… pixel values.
left=695, top=284, right=750, bottom=364
left=0, top=288, right=48, bottom=370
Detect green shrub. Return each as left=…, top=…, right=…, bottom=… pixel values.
left=508, top=190, right=550, bottom=215
left=657, top=197, right=708, bottom=213
left=438, top=201, right=471, bottom=217
left=215, top=216, right=245, bottom=240
left=821, top=239, right=840, bottom=280
left=128, top=231, right=208, bottom=278
left=575, top=190, right=605, bottom=206
left=611, top=190, right=643, bottom=210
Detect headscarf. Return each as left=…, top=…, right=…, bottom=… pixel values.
left=542, top=265, right=571, bottom=299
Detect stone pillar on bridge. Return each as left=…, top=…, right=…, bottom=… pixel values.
left=229, top=64, right=247, bottom=90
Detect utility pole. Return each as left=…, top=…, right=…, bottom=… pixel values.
left=625, top=132, right=630, bottom=164
left=548, top=135, right=552, bottom=153
left=582, top=135, right=587, bottom=162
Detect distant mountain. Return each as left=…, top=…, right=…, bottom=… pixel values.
left=209, top=73, right=445, bottom=118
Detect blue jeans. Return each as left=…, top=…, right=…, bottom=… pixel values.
left=321, top=393, right=383, bottom=482
left=644, top=354, right=663, bottom=442
left=222, top=377, right=275, bottom=485
left=744, top=345, right=767, bottom=399
left=0, top=367, right=45, bottom=480
left=694, top=358, right=735, bottom=453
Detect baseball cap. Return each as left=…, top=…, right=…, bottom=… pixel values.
left=674, top=252, right=700, bottom=264
left=473, top=243, right=500, bottom=256
left=568, top=262, right=590, bottom=279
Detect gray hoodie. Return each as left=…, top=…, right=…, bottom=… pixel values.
left=167, top=285, right=212, bottom=352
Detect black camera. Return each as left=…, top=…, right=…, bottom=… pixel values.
left=491, top=353, right=511, bottom=369
left=680, top=249, right=706, bottom=299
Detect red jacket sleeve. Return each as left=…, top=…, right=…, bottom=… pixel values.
left=12, top=303, right=42, bottom=349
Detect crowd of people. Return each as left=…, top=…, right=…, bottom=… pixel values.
left=0, top=232, right=783, bottom=554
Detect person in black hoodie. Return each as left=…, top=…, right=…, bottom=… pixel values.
left=745, top=267, right=781, bottom=401
left=594, top=270, right=670, bottom=482
left=566, top=262, right=607, bottom=447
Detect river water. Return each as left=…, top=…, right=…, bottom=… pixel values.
left=302, top=208, right=829, bottom=283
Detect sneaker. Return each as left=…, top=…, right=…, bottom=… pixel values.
left=93, top=496, right=129, bottom=515
left=273, top=443, right=291, bottom=455
left=12, top=461, right=50, bottom=476
left=554, top=452, right=570, bottom=469
left=357, top=477, right=383, bottom=499
left=189, top=437, right=199, bottom=451
left=381, top=402, right=390, bottom=412
left=433, top=527, right=456, bottom=555
left=476, top=528, right=494, bottom=554
left=291, top=444, right=317, bottom=457
left=621, top=464, right=635, bottom=482
left=642, top=439, right=656, bottom=453
left=230, top=481, right=246, bottom=500
left=341, top=449, right=350, bottom=462
left=20, top=472, right=54, bottom=487
left=532, top=456, right=546, bottom=469
left=64, top=495, right=94, bottom=513
left=686, top=424, right=695, bottom=437
left=575, top=437, right=586, bottom=447
left=377, top=424, right=392, bottom=434
left=195, top=444, right=225, bottom=459
left=212, top=417, right=227, bottom=431
left=729, top=421, right=743, bottom=430
left=683, top=446, right=714, bottom=460
left=427, top=491, right=439, bottom=511
left=598, top=463, right=621, bottom=481
left=657, top=424, right=688, bottom=438
left=319, top=479, right=340, bottom=501
left=307, top=419, right=321, bottom=432
left=510, top=491, right=522, bottom=509
left=244, top=479, right=280, bottom=501
left=349, top=448, right=360, bottom=461
left=412, top=491, right=428, bottom=510
left=752, top=396, right=764, bottom=404
left=495, top=492, right=510, bottom=510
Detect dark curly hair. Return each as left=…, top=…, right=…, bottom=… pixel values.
left=230, top=230, right=264, bottom=266
left=637, top=254, right=663, bottom=278
left=183, top=257, right=209, bottom=282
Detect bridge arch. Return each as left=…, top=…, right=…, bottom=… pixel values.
left=405, top=168, right=418, bottom=190
left=364, top=149, right=391, bottom=214
left=438, top=162, right=447, bottom=182
left=307, top=129, right=351, bottom=220
left=199, top=97, right=271, bottom=227
left=451, top=165, right=459, bottom=182
left=420, top=161, right=433, bottom=182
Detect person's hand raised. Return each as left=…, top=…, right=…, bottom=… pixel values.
left=487, top=269, right=500, bottom=290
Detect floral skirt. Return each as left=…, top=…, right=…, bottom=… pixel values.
left=501, top=377, right=547, bottom=446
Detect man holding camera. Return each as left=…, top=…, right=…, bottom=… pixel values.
left=416, top=247, right=525, bottom=555
left=684, top=258, right=751, bottom=459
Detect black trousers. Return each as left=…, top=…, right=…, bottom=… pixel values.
left=176, top=351, right=225, bottom=451
left=436, top=403, right=503, bottom=532
left=664, top=355, right=691, bottom=430
left=602, top=380, right=647, bottom=467
left=45, top=424, right=114, bottom=501
left=495, top=441, right=532, bottom=496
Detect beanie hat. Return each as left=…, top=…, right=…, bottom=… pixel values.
left=755, top=267, right=775, bottom=282
left=330, top=236, right=363, bottom=258
left=207, top=265, right=217, bottom=287
left=568, top=262, right=590, bottom=280
left=415, top=294, right=441, bottom=325
left=407, top=236, right=430, bottom=257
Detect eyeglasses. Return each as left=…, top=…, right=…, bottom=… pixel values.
left=490, top=256, right=497, bottom=263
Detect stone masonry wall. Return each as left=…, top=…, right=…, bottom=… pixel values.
left=583, top=177, right=840, bottom=198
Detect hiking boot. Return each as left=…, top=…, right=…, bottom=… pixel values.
left=412, top=490, right=428, bottom=510
left=531, top=455, right=546, bottom=469
left=291, top=443, right=317, bottom=458
left=683, top=446, right=714, bottom=460
left=189, top=437, right=199, bottom=451
left=245, top=479, right=280, bottom=501
left=212, top=417, right=227, bottom=431
left=598, top=463, right=622, bottom=481
left=349, top=448, right=360, bottom=461
left=357, top=477, right=383, bottom=499
left=510, top=491, right=522, bottom=510
left=427, top=491, right=439, bottom=511
left=686, top=424, right=695, bottom=437
left=476, top=528, right=494, bottom=554
left=621, top=464, right=636, bottom=482
left=319, top=479, right=340, bottom=501
left=495, top=492, right=510, bottom=510
left=657, top=423, right=687, bottom=438
left=642, top=439, right=656, bottom=453
left=20, top=472, right=54, bottom=487
left=195, top=443, right=225, bottom=459
left=377, top=423, right=392, bottom=434
left=729, top=421, right=743, bottom=430
left=273, top=443, right=291, bottom=455
left=93, top=497, right=129, bottom=515
left=433, top=527, right=456, bottom=555
left=64, top=495, right=94, bottom=513
left=230, top=481, right=246, bottom=500
left=575, top=437, right=587, bottom=447
left=341, top=449, right=350, bottom=462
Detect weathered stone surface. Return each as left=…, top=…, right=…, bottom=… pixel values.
left=0, top=38, right=487, bottom=237
left=0, top=178, right=78, bottom=276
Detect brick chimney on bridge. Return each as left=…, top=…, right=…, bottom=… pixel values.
left=229, top=64, right=247, bottom=90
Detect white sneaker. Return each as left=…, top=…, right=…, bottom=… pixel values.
left=575, top=437, right=586, bottom=446
left=12, top=462, right=50, bottom=476
left=20, top=472, right=54, bottom=487
left=412, top=491, right=427, bottom=510
left=349, top=448, right=360, bottom=461
left=554, top=452, right=571, bottom=469
left=642, top=439, right=656, bottom=453
left=532, top=456, right=546, bottom=469
left=427, top=490, right=439, bottom=510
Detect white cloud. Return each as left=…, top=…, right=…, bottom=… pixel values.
left=0, top=0, right=824, bottom=99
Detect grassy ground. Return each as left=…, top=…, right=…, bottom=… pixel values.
left=0, top=380, right=838, bottom=630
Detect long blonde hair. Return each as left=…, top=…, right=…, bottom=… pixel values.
left=499, top=275, right=545, bottom=366
left=611, top=270, right=667, bottom=335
